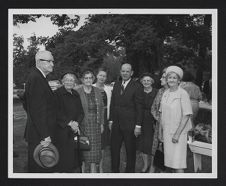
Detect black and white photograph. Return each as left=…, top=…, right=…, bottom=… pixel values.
left=8, top=9, right=217, bottom=179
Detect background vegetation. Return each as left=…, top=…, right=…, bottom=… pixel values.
left=13, top=14, right=212, bottom=88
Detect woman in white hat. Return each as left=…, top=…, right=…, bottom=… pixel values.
left=159, top=66, right=193, bottom=173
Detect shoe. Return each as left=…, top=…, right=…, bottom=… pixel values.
left=140, top=166, right=150, bottom=173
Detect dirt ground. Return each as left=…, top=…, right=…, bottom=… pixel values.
left=13, top=101, right=212, bottom=173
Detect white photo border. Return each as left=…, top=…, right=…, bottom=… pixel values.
left=8, top=8, right=218, bottom=179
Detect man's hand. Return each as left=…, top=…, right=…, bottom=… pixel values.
left=108, top=121, right=113, bottom=131
left=101, top=124, right=104, bottom=134
left=134, top=126, right=141, bottom=137
left=40, top=136, right=51, bottom=147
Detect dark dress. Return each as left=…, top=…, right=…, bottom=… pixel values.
left=83, top=88, right=102, bottom=163
left=137, top=88, right=158, bottom=155
left=100, top=89, right=110, bottom=149
left=54, top=86, right=84, bottom=172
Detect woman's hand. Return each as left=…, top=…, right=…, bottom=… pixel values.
left=101, top=124, right=104, bottom=134
left=158, top=123, right=164, bottom=142
left=69, top=121, right=79, bottom=133
left=172, top=133, right=180, bottom=143
left=108, top=121, right=113, bottom=131
left=158, top=132, right=164, bottom=142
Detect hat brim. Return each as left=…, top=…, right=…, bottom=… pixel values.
left=33, top=143, right=59, bottom=169
left=166, top=66, right=183, bottom=79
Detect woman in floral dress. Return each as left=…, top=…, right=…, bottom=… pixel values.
left=149, top=68, right=168, bottom=172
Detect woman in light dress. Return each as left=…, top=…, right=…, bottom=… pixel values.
left=159, top=66, right=193, bottom=173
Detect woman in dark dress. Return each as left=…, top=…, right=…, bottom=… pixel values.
left=54, top=72, right=84, bottom=172
left=137, top=73, right=158, bottom=172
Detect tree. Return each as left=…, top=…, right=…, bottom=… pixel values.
left=13, top=15, right=42, bottom=25
left=82, top=15, right=171, bottom=76
left=13, top=14, right=80, bottom=83
left=13, top=14, right=80, bottom=30
left=13, top=34, right=26, bottom=66
left=13, top=34, right=47, bottom=86
left=13, top=14, right=212, bottom=84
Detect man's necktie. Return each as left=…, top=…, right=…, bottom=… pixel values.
left=120, top=81, right=125, bottom=95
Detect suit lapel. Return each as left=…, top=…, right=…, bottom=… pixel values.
left=122, top=79, right=133, bottom=95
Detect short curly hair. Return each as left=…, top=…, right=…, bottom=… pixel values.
left=139, top=72, right=155, bottom=83
left=81, top=68, right=95, bottom=79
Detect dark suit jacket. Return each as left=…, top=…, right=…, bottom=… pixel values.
left=24, top=68, right=56, bottom=144
left=109, top=79, right=144, bottom=130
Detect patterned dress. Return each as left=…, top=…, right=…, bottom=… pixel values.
left=151, top=88, right=166, bottom=156
left=83, top=88, right=101, bottom=163
left=100, top=89, right=110, bottom=149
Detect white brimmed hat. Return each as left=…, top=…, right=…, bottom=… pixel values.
left=166, top=66, right=183, bottom=79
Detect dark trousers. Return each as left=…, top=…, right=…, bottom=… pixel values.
left=110, top=124, right=136, bottom=173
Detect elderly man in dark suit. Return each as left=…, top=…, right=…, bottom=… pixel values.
left=24, top=50, right=56, bottom=172
left=109, top=63, right=144, bottom=173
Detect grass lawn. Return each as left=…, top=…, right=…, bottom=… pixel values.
left=13, top=101, right=212, bottom=173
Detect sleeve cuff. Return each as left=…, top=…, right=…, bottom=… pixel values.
left=44, top=136, right=51, bottom=141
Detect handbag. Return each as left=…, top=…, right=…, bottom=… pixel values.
left=153, top=142, right=166, bottom=171
left=73, top=127, right=91, bottom=151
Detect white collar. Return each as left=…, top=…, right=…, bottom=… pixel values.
left=36, top=67, right=46, bottom=78
left=122, top=78, right=131, bottom=87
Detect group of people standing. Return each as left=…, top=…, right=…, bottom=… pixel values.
left=22, top=50, right=202, bottom=173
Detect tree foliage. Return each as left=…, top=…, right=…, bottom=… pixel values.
left=13, top=14, right=80, bottom=30
left=13, top=14, right=212, bottom=87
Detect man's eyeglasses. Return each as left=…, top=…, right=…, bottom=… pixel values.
left=39, top=59, right=54, bottom=63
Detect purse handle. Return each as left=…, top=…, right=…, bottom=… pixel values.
left=78, top=125, right=86, bottom=136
